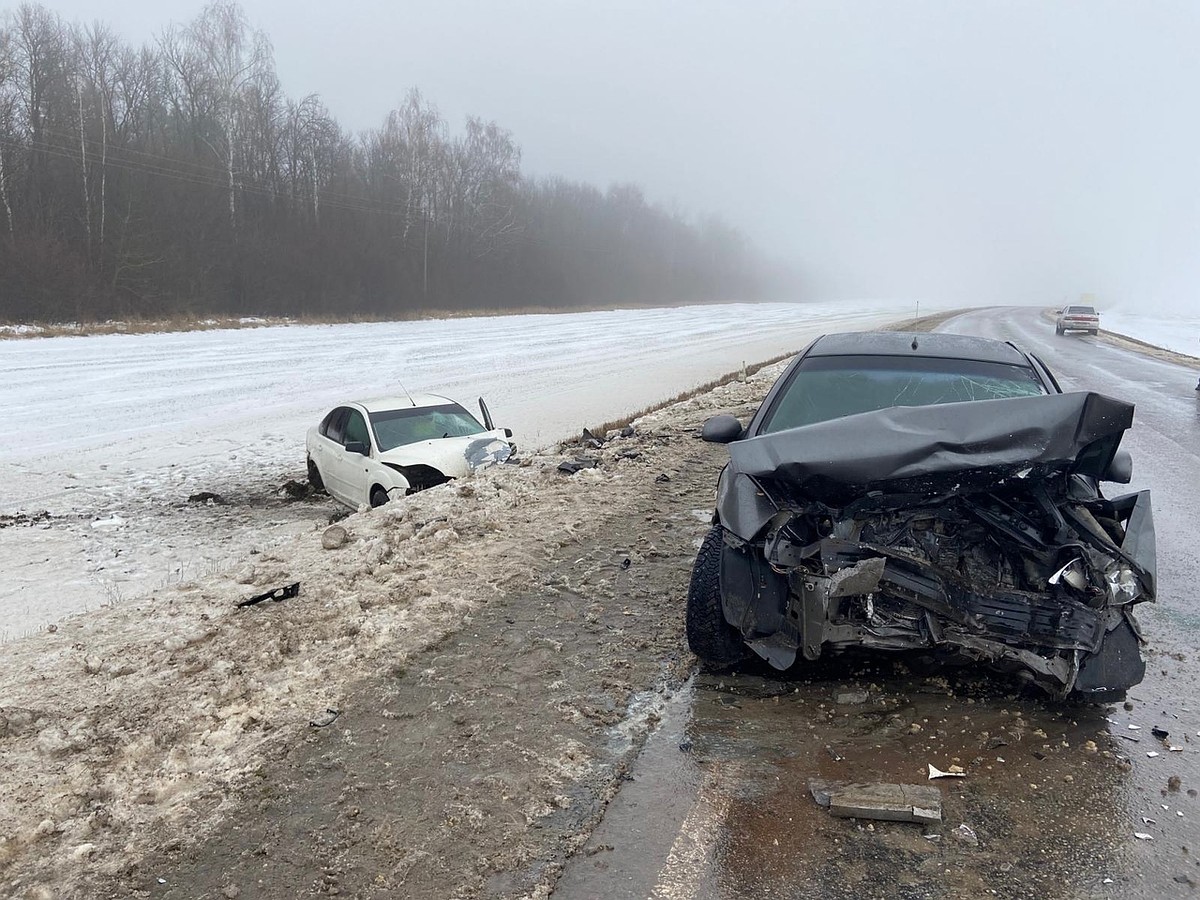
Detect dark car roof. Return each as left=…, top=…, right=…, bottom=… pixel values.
left=805, top=331, right=1031, bottom=366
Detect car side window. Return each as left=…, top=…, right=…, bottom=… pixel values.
left=343, top=409, right=370, bottom=447
left=319, top=408, right=339, bottom=437
left=324, top=408, right=349, bottom=444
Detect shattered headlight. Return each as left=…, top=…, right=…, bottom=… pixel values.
left=1105, top=562, right=1139, bottom=604
left=1048, top=558, right=1088, bottom=592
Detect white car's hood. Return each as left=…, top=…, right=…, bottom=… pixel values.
left=376, top=430, right=511, bottom=477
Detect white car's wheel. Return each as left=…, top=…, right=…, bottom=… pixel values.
left=370, top=486, right=390, bottom=508
left=307, top=458, right=325, bottom=492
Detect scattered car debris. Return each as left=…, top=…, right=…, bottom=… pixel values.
left=558, top=458, right=601, bottom=475
left=835, top=691, right=869, bottom=705
left=580, top=428, right=606, bottom=448
left=187, top=491, right=226, bottom=505
left=309, top=708, right=341, bottom=728
left=928, top=764, right=966, bottom=779
left=1133, top=832, right=1155, bottom=841
left=808, top=778, right=941, bottom=824
left=654, top=473, right=671, bottom=483
left=953, top=824, right=979, bottom=846
left=1151, top=726, right=1170, bottom=739
left=236, top=581, right=300, bottom=609
left=1147, top=751, right=1160, bottom=758
left=825, top=745, right=844, bottom=761
left=1141, top=816, right=1156, bottom=825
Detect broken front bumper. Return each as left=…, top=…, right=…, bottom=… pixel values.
left=718, top=489, right=1155, bottom=698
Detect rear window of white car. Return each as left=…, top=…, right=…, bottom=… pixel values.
left=369, top=404, right=484, bottom=451
left=1066, top=306, right=1097, bottom=315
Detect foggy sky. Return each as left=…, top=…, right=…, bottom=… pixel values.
left=42, top=0, right=1200, bottom=311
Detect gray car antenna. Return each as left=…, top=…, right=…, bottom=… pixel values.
left=397, top=379, right=416, bottom=407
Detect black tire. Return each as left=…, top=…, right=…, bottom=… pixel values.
left=1089, top=329, right=1098, bottom=335
left=1055, top=325, right=1064, bottom=335
left=370, top=486, right=390, bottom=508
left=307, top=458, right=325, bottom=492
left=686, top=525, right=750, bottom=666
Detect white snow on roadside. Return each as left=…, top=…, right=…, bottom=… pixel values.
left=1102, top=309, right=1200, bottom=359
left=0, top=300, right=948, bottom=635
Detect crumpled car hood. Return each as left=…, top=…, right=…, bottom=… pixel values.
left=720, top=392, right=1133, bottom=539
left=377, top=431, right=511, bottom=476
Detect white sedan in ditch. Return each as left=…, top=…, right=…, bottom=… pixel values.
left=306, top=393, right=513, bottom=509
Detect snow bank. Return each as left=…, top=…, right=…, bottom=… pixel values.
left=1102, top=309, right=1200, bottom=359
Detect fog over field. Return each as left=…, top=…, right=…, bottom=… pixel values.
left=37, top=0, right=1200, bottom=315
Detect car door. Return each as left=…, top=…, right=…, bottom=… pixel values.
left=312, top=407, right=352, bottom=504
left=334, top=407, right=374, bottom=506
left=478, top=398, right=494, bottom=431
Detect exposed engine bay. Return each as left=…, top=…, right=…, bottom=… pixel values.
left=714, top=391, right=1156, bottom=697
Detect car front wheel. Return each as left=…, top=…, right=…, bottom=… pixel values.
left=370, top=486, right=390, bottom=508
left=686, top=525, right=750, bottom=666
left=307, top=458, right=325, bottom=492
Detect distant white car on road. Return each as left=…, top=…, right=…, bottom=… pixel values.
left=306, top=393, right=513, bottom=509
left=1056, top=305, right=1100, bottom=335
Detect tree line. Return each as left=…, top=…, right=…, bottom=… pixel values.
left=0, top=2, right=763, bottom=323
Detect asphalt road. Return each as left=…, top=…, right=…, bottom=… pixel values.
left=552, top=306, right=1200, bottom=900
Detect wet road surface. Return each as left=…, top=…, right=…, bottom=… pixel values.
left=553, top=306, right=1200, bottom=900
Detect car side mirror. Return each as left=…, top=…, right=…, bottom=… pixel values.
left=1103, top=450, right=1133, bottom=484
left=702, top=415, right=743, bottom=444
left=344, top=441, right=369, bottom=456
left=503, top=428, right=513, bottom=438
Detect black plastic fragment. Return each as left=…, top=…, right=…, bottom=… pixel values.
left=558, top=458, right=600, bottom=475
left=309, top=708, right=341, bottom=728
left=237, top=581, right=300, bottom=608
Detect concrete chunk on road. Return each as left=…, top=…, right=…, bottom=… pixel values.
left=809, top=779, right=942, bottom=824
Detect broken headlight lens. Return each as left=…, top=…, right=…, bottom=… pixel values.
left=1105, top=562, right=1139, bottom=604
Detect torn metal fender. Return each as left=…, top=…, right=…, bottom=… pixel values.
left=715, top=468, right=778, bottom=540
left=723, top=392, right=1134, bottom=518
left=465, top=436, right=512, bottom=470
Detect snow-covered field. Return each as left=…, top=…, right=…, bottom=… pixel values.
left=0, top=300, right=941, bottom=636
left=1102, top=309, right=1200, bottom=358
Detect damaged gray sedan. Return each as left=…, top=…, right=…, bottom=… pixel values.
left=689, top=332, right=1155, bottom=699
